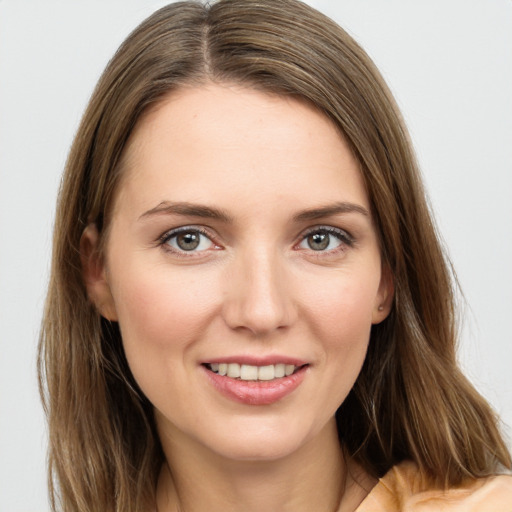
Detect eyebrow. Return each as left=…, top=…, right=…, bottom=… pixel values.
left=138, top=200, right=369, bottom=223
left=292, top=202, right=370, bottom=222
left=139, top=201, right=233, bottom=222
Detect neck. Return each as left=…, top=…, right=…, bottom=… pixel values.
left=156, top=418, right=375, bottom=512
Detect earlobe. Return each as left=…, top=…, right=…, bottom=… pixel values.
left=80, top=224, right=118, bottom=321
left=372, top=264, right=394, bottom=324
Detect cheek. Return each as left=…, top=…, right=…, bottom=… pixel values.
left=113, top=263, right=215, bottom=332
left=300, top=267, right=379, bottom=391
left=301, top=265, right=380, bottom=337
left=109, top=263, right=220, bottom=380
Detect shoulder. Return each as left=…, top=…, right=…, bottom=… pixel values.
left=356, top=460, right=512, bottom=511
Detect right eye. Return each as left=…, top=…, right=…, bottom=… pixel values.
left=161, top=227, right=216, bottom=253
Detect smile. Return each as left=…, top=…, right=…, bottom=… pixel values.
left=203, top=361, right=309, bottom=405
left=206, top=362, right=298, bottom=381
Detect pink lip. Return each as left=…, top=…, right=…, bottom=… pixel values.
left=202, top=364, right=308, bottom=406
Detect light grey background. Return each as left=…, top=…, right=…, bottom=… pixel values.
left=1, top=1, right=511, bottom=510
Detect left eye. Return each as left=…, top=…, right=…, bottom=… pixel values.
left=164, top=229, right=215, bottom=252
left=298, top=229, right=348, bottom=252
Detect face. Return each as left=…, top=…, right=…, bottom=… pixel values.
left=83, top=83, right=392, bottom=462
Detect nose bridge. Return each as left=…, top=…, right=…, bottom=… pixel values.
left=223, top=244, right=295, bottom=335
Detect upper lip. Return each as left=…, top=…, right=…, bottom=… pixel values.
left=202, top=355, right=309, bottom=366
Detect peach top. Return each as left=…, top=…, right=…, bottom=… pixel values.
left=356, top=461, right=512, bottom=511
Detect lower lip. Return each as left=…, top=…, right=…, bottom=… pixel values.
left=202, top=365, right=308, bottom=405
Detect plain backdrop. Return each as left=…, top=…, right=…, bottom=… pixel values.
left=1, top=1, right=511, bottom=509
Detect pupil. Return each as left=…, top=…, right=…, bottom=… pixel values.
left=308, top=232, right=329, bottom=251
left=177, top=232, right=200, bottom=250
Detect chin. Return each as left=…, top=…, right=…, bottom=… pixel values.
left=200, top=418, right=320, bottom=463
left=212, top=438, right=303, bottom=463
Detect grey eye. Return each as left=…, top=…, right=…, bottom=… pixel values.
left=176, top=232, right=201, bottom=251
left=307, top=232, right=330, bottom=251
left=298, top=228, right=348, bottom=252
left=166, top=229, right=214, bottom=252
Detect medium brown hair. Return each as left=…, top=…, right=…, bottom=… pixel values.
left=39, top=1, right=511, bottom=510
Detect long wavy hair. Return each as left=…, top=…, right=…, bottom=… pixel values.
left=38, top=1, right=511, bottom=510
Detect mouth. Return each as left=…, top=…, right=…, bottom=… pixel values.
left=204, top=362, right=306, bottom=381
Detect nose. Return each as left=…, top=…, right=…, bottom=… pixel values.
left=222, top=248, right=296, bottom=336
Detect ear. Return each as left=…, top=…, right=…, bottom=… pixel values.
left=80, top=224, right=118, bottom=321
left=372, top=263, right=394, bottom=324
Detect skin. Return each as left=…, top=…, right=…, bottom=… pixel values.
left=82, top=83, right=393, bottom=512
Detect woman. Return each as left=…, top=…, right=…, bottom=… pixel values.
left=38, top=1, right=512, bottom=510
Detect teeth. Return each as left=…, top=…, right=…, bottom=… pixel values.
left=274, top=364, right=285, bottom=378
left=258, top=365, right=275, bottom=381
left=227, top=363, right=240, bottom=378
left=208, top=362, right=300, bottom=381
left=274, top=364, right=286, bottom=379
left=285, top=364, right=295, bottom=376
left=240, top=364, right=258, bottom=380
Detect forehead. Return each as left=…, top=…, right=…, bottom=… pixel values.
left=114, top=83, right=369, bottom=218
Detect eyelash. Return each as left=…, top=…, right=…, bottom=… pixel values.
left=157, top=225, right=354, bottom=256
left=158, top=226, right=218, bottom=257
left=297, top=226, right=354, bottom=254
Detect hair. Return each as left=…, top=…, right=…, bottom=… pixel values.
left=38, top=0, right=511, bottom=510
